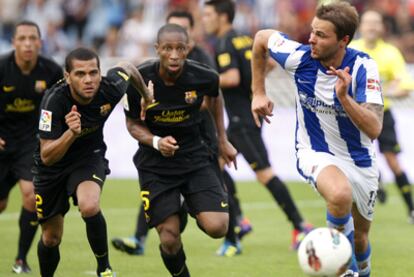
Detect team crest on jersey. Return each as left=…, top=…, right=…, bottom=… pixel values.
left=100, top=103, right=112, bottom=116
left=39, top=109, right=52, bottom=132
left=35, top=80, right=47, bottom=93
left=184, top=90, right=197, bottom=104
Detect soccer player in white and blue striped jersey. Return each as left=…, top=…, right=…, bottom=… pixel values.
left=251, top=2, right=383, bottom=277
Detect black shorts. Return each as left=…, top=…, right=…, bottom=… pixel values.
left=227, top=122, right=270, bottom=171
left=378, top=110, right=400, bottom=153
left=0, top=142, right=36, bottom=200
left=138, top=165, right=228, bottom=228
left=33, top=154, right=109, bottom=223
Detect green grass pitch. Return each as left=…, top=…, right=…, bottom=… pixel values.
left=1, top=180, right=413, bottom=276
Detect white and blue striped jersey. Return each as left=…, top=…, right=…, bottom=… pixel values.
left=267, top=32, right=383, bottom=168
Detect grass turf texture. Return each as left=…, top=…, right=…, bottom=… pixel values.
left=1, top=180, right=413, bottom=276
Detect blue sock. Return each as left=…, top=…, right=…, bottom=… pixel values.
left=326, top=212, right=358, bottom=272
left=356, top=242, right=371, bottom=277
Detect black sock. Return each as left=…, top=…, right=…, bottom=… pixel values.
left=37, top=239, right=60, bottom=277
left=160, top=245, right=190, bottom=277
left=82, top=211, right=110, bottom=273
left=395, top=172, right=414, bottom=212
left=223, top=170, right=242, bottom=218
left=265, top=176, right=304, bottom=230
left=135, top=205, right=149, bottom=241
left=225, top=194, right=238, bottom=244
left=16, top=207, right=38, bottom=261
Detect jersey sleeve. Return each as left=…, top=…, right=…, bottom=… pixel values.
left=388, top=47, right=414, bottom=90
left=123, top=82, right=142, bottom=120
left=38, top=95, right=65, bottom=140
left=355, top=58, right=383, bottom=105
left=104, top=67, right=131, bottom=103
left=205, top=72, right=220, bottom=97
left=267, top=31, right=303, bottom=71
left=216, top=39, right=239, bottom=73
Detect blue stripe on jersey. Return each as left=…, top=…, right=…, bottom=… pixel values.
left=333, top=75, right=372, bottom=167
left=269, top=50, right=289, bottom=68
left=355, top=65, right=367, bottom=102
left=295, top=51, right=330, bottom=153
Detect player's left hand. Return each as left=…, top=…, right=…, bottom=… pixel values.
left=251, top=93, right=274, bottom=127
left=327, top=66, right=352, bottom=99
left=140, top=80, right=155, bottom=120
left=219, top=139, right=238, bottom=169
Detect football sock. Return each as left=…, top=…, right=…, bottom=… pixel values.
left=356, top=242, right=371, bottom=277
left=16, top=207, right=38, bottom=261
left=135, top=204, right=149, bottom=241
left=223, top=170, right=242, bottom=218
left=83, top=211, right=110, bottom=273
left=265, top=176, right=304, bottom=230
left=327, top=212, right=358, bottom=272
left=160, top=244, right=190, bottom=277
left=37, top=238, right=60, bottom=277
left=225, top=194, right=238, bottom=244
left=395, top=172, right=414, bottom=212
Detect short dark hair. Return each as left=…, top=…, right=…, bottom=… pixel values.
left=166, top=11, right=194, bottom=28
left=205, top=0, right=235, bottom=24
left=316, top=1, right=359, bottom=44
left=157, top=23, right=189, bottom=43
left=13, top=20, right=41, bottom=38
left=65, top=47, right=100, bottom=72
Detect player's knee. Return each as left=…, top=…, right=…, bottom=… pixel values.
left=22, top=192, right=36, bottom=211
left=328, top=186, right=352, bottom=208
left=158, top=226, right=181, bottom=253
left=203, top=218, right=228, bottom=238
left=42, top=232, right=62, bottom=247
left=78, top=200, right=100, bottom=218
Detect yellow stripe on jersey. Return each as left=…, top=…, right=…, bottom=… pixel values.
left=117, top=70, right=129, bottom=81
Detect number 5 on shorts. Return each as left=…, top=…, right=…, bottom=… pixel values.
left=35, top=194, right=44, bottom=219
left=140, top=191, right=150, bottom=211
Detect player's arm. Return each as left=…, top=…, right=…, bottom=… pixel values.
left=40, top=105, right=81, bottom=166
left=251, top=29, right=276, bottom=127
left=113, top=61, right=153, bottom=104
left=126, top=116, right=178, bottom=157
left=328, top=66, right=383, bottom=140
left=205, top=93, right=237, bottom=168
left=219, top=68, right=240, bottom=88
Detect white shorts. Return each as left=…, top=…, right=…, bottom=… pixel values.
left=296, top=150, right=379, bottom=221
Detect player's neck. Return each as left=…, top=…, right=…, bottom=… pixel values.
left=217, top=24, right=232, bottom=38
left=14, top=55, right=37, bottom=75
left=320, top=48, right=346, bottom=69
left=159, top=67, right=182, bottom=86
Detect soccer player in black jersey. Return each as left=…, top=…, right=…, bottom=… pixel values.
left=32, top=48, right=151, bottom=277
left=202, top=0, right=312, bottom=249
left=0, top=21, right=63, bottom=274
left=123, top=24, right=237, bottom=277
left=111, top=10, right=245, bottom=258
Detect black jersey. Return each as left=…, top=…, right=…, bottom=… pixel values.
left=214, top=29, right=253, bottom=120
left=124, top=59, right=219, bottom=175
left=188, top=45, right=216, bottom=69
left=33, top=68, right=130, bottom=174
left=0, top=51, right=62, bottom=152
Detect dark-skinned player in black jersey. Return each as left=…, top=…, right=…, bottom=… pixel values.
left=32, top=47, right=151, bottom=277
left=0, top=21, right=62, bottom=274
left=122, top=24, right=237, bottom=277
left=111, top=10, right=248, bottom=258
left=202, top=0, right=312, bottom=250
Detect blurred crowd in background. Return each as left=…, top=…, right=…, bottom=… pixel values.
left=1, top=0, right=414, bottom=65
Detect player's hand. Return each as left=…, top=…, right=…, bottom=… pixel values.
left=219, top=139, right=238, bottom=169
left=251, top=93, right=274, bottom=127
left=158, top=136, right=179, bottom=157
left=327, top=66, right=352, bottom=100
left=0, top=137, right=5, bottom=151
left=65, top=105, right=81, bottom=136
left=140, top=80, right=155, bottom=121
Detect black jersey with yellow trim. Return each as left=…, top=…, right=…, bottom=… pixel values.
left=124, top=58, right=220, bottom=175
left=32, top=68, right=130, bottom=174
left=0, top=51, right=62, bottom=152
left=214, top=29, right=253, bottom=118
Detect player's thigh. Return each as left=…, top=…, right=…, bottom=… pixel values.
left=75, top=181, right=102, bottom=216
left=227, top=124, right=270, bottom=171
left=138, top=170, right=183, bottom=228
left=34, top=174, right=70, bottom=224
left=0, top=166, right=18, bottom=211
left=18, top=179, right=36, bottom=211
left=184, top=166, right=228, bottom=217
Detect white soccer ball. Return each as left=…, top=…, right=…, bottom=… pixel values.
left=297, top=227, right=352, bottom=277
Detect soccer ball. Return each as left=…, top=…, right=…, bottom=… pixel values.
left=297, top=227, right=352, bottom=276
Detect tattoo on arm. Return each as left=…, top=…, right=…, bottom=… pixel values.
left=361, top=103, right=384, bottom=123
